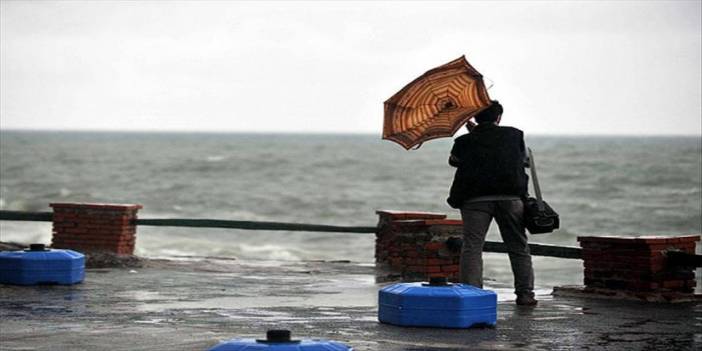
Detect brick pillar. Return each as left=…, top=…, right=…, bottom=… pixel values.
left=578, top=235, right=699, bottom=293
left=376, top=210, right=463, bottom=282
left=50, top=203, right=143, bottom=255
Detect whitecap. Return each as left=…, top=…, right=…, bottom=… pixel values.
left=238, top=243, right=302, bottom=261
left=206, top=155, right=227, bottom=162
left=668, top=187, right=701, bottom=196
left=144, top=248, right=200, bottom=258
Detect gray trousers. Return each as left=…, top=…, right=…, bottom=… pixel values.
left=459, top=200, right=534, bottom=296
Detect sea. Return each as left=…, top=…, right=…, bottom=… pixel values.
left=1, top=131, right=700, bottom=290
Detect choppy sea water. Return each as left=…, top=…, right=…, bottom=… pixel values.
left=1, top=131, right=700, bottom=289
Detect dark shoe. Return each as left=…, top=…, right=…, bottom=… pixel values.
left=516, top=295, right=538, bottom=306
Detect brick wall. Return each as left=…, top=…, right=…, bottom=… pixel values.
left=50, top=203, right=142, bottom=255
left=578, top=235, right=699, bottom=293
left=376, top=210, right=463, bottom=282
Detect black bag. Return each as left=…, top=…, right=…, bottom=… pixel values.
left=523, top=148, right=559, bottom=234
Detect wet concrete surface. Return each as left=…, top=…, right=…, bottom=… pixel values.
left=1, top=257, right=700, bottom=350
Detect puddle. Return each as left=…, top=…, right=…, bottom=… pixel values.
left=135, top=273, right=379, bottom=312
left=115, top=290, right=175, bottom=302
left=213, top=309, right=293, bottom=321
left=533, top=316, right=570, bottom=321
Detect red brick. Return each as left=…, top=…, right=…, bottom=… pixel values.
left=662, top=280, right=686, bottom=289
left=407, top=265, right=442, bottom=273
left=584, top=261, right=636, bottom=271
left=579, top=235, right=699, bottom=246
left=50, top=203, right=143, bottom=211
left=406, top=265, right=425, bottom=272
left=64, top=228, right=89, bottom=234
left=427, top=258, right=454, bottom=265
left=389, top=258, right=403, bottom=267
left=423, top=219, right=463, bottom=226
left=399, top=243, right=414, bottom=251
left=90, top=228, right=135, bottom=236
left=404, top=250, right=419, bottom=258
left=376, top=210, right=446, bottom=221
left=52, top=236, right=134, bottom=246
left=403, top=258, right=424, bottom=265
left=53, top=212, right=79, bottom=219
left=425, top=266, right=442, bottom=273
left=628, top=255, right=666, bottom=263
left=676, top=235, right=701, bottom=243
left=648, top=271, right=696, bottom=281
left=578, top=236, right=638, bottom=244
left=579, top=242, right=620, bottom=249
left=389, top=221, right=430, bottom=233
left=626, top=281, right=659, bottom=291
left=424, top=242, right=444, bottom=251
left=647, top=244, right=674, bottom=252
left=441, top=265, right=460, bottom=273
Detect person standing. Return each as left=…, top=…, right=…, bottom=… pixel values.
left=447, top=101, right=537, bottom=306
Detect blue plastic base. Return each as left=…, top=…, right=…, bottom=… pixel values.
left=0, top=268, right=84, bottom=285
left=378, top=305, right=496, bottom=328
left=378, top=282, right=497, bottom=329
left=0, top=249, right=85, bottom=286
left=208, top=338, right=352, bottom=350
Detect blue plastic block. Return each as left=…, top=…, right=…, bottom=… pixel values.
left=0, top=245, right=85, bottom=285
left=378, top=281, right=497, bottom=328
left=208, top=330, right=352, bottom=351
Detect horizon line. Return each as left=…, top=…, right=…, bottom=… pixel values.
left=1, top=128, right=701, bottom=138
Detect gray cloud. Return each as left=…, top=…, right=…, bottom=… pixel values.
left=1, top=1, right=700, bottom=135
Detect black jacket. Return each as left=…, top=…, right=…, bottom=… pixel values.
left=447, top=123, right=529, bottom=208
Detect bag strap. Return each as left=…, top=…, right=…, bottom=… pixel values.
left=527, top=148, right=546, bottom=212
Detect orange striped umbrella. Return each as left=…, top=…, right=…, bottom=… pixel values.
left=383, top=55, right=492, bottom=150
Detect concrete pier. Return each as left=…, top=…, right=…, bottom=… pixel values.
left=1, top=257, right=700, bottom=351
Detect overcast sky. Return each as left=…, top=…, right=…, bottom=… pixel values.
left=1, top=0, right=700, bottom=135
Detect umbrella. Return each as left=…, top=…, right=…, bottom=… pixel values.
left=383, top=55, right=492, bottom=150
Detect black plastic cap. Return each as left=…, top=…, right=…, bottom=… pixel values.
left=429, top=276, right=449, bottom=286
left=266, top=330, right=291, bottom=342
left=29, top=244, right=47, bottom=251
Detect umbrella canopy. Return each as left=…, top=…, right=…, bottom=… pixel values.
left=383, top=55, right=492, bottom=150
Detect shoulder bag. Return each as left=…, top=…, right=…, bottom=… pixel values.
left=524, top=148, right=560, bottom=234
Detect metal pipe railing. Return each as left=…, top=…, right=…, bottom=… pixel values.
left=0, top=210, right=633, bottom=261
left=135, top=218, right=377, bottom=234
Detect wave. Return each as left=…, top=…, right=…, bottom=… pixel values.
left=1, top=132, right=700, bottom=264
left=206, top=155, right=228, bottom=162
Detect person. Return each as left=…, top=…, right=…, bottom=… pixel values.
left=447, top=100, right=537, bottom=306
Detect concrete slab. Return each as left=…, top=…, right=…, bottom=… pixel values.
left=1, top=258, right=700, bottom=350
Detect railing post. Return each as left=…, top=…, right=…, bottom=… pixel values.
left=578, top=235, right=700, bottom=295
left=50, top=203, right=143, bottom=255
left=375, top=210, right=463, bottom=281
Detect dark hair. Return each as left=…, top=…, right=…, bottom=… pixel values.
left=475, top=101, right=503, bottom=124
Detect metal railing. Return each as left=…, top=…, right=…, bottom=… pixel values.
left=0, top=210, right=584, bottom=259
left=5, top=210, right=701, bottom=266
